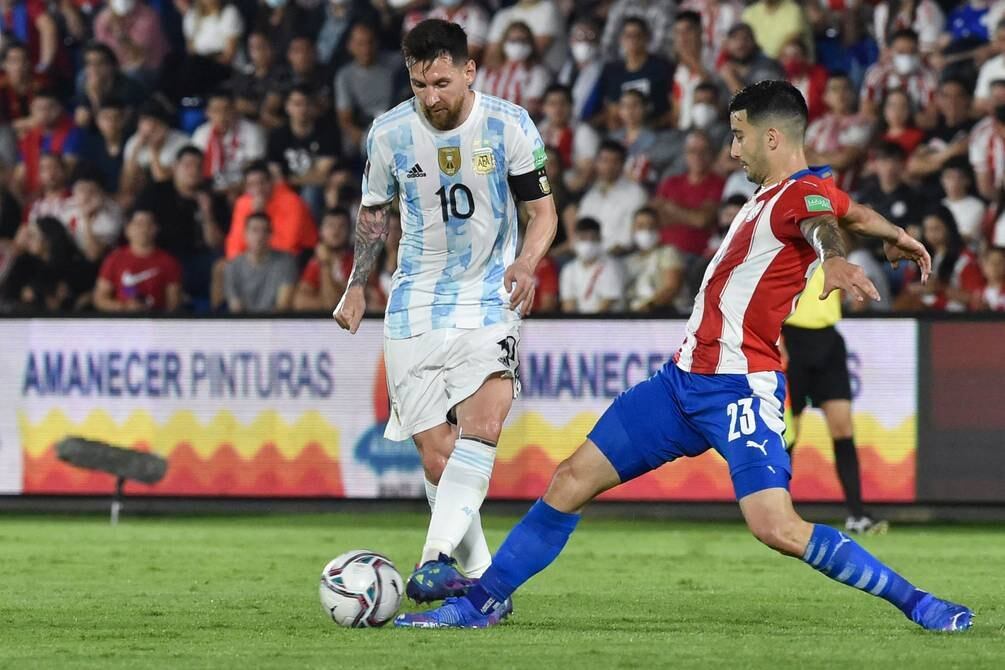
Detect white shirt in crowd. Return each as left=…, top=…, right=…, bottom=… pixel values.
left=62, top=201, right=125, bottom=255
left=123, top=129, right=192, bottom=170
left=192, top=118, right=266, bottom=190
left=560, top=253, right=625, bottom=313
left=577, top=176, right=648, bottom=251
left=488, top=0, right=566, bottom=72
left=943, top=196, right=986, bottom=246
left=183, top=6, right=244, bottom=57
left=975, top=53, right=1005, bottom=104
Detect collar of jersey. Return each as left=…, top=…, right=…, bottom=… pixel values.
left=788, top=164, right=833, bottom=181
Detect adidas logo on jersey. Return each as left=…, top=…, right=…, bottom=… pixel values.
left=405, top=163, right=426, bottom=179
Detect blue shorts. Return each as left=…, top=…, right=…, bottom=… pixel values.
left=588, top=362, right=792, bottom=500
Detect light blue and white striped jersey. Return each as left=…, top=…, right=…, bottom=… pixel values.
left=362, top=92, right=546, bottom=340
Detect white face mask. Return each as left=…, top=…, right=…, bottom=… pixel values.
left=110, top=0, right=136, bottom=15
left=265, top=0, right=287, bottom=8
left=438, top=0, right=464, bottom=6
left=633, top=229, right=659, bottom=251
left=574, top=240, right=601, bottom=262
left=892, top=53, right=918, bottom=75
left=570, top=42, right=596, bottom=64
left=504, top=41, right=532, bottom=63
left=690, top=102, right=718, bottom=129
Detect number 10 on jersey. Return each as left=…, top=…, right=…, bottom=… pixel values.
left=436, top=184, right=475, bottom=223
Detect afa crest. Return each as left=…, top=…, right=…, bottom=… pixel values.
left=438, top=147, right=461, bottom=176
left=473, top=148, right=496, bottom=175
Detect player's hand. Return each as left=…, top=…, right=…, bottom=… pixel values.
left=333, top=285, right=365, bottom=334
left=504, top=258, right=536, bottom=316
left=821, top=257, right=881, bottom=303
left=883, top=228, right=931, bottom=284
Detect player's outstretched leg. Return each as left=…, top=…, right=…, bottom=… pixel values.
left=395, top=439, right=621, bottom=628
left=406, top=376, right=512, bottom=603
left=740, top=488, right=971, bottom=632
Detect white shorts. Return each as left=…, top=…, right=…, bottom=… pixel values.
left=383, top=322, right=521, bottom=441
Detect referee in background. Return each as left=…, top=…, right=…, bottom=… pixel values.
left=782, top=265, right=888, bottom=535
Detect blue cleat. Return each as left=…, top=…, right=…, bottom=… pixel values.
left=910, top=593, right=973, bottom=632
left=394, top=596, right=506, bottom=629
left=405, top=554, right=476, bottom=603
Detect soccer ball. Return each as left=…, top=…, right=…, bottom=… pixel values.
left=319, top=550, right=404, bottom=628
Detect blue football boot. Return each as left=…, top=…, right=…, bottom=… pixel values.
left=405, top=554, right=476, bottom=603
left=910, top=592, right=973, bottom=632
left=394, top=596, right=511, bottom=629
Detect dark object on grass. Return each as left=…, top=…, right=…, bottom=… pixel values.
left=56, top=437, right=168, bottom=524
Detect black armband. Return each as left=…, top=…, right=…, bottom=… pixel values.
left=508, top=167, right=552, bottom=202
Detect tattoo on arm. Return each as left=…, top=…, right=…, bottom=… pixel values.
left=800, top=214, right=848, bottom=261
left=347, top=204, right=390, bottom=289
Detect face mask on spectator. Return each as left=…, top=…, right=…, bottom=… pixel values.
left=438, top=0, right=464, bottom=6
left=691, top=103, right=717, bottom=129
left=504, top=41, right=532, bottom=63
left=265, top=0, right=288, bottom=8
left=892, top=54, right=918, bottom=75
left=633, top=229, right=659, bottom=252
left=574, top=240, right=601, bottom=262
left=571, top=42, right=596, bottom=64
left=110, top=0, right=135, bottom=14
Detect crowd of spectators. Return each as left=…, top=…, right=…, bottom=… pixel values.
left=0, top=0, right=1003, bottom=315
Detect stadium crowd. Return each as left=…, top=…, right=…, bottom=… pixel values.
left=0, top=0, right=1004, bottom=315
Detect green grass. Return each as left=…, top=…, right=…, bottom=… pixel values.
left=1, top=513, right=1002, bottom=669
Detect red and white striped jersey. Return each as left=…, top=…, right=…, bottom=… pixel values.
left=675, top=167, right=850, bottom=375
left=861, top=63, right=939, bottom=111
left=968, top=117, right=1005, bottom=191
left=474, top=62, right=551, bottom=110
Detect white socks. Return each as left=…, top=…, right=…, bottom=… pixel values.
left=420, top=438, right=495, bottom=576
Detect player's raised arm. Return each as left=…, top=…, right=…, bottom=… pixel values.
left=839, top=201, right=932, bottom=284
left=800, top=214, right=881, bottom=304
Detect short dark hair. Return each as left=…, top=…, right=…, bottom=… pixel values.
left=619, top=88, right=649, bottom=106
left=622, top=17, right=650, bottom=36
left=544, top=84, right=572, bottom=102
left=724, top=194, right=748, bottom=209
left=402, top=19, right=469, bottom=68
left=246, top=211, right=272, bottom=230
left=874, top=141, right=907, bottom=161
left=34, top=87, right=62, bottom=103
left=675, top=10, right=702, bottom=29
left=940, top=76, right=971, bottom=95
left=634, top=206, right=658, bottom=220
left=575, top=217, right=602, bottom=235
left=991, top=78, right=1005, bottom=91
left=137, top=95, right=175, bottom=126
left=695, top=80, right=720, bottom=99
left=323, top=207, right=352, bottom=222
left=207, top=88, right=234, bottom=104
left=70, top=164, right=105, bottom=190
left=286, top=83, right=316, bottom=102
left=827, top=72, right=853, bottom=85
left=728, top=80, right=808, bottom=137
left=98, top=96, right=127, bottom=111
left=83, top=41, right=118, bottom=67
left=2, top=40, right=28, bottom=60
left=176, top=145, right=203, bottom=163
left=942, top=155, right=972, bottom=175
left=128, top=206, right=158, bottom=224
left=244, top=160, right=271, bottom=180
left=598, top=139, right=627, bottom=162
left=889, top=28, right=919, bottom=47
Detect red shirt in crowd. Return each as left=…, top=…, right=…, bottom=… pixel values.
left=300, top=251, right=354, bottom=290
left=533, top=255, right=559, bottom=313
left=655, top=171, right=725, bottom=255
left=98, top=246, right=182, bottom=310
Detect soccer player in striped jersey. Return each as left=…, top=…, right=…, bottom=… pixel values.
left=333, top=20, right=557, bottom=609
left=396, top=81, right=973, bottom=632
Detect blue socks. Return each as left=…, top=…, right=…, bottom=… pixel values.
left=803, top=524, right=924, bottom=616
left=466, top=499, right=580, bottom=614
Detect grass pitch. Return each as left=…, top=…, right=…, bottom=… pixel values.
left=1, top=512, right=1002, bottom=669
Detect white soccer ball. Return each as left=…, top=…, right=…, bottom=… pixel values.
left=319, top=550, right=404, bottom=628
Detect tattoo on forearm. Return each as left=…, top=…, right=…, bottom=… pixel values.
left=348, top=204, right=390, bottom=288
left=800, top=215, right=848, bottom=261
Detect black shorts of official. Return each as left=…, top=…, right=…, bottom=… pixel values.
left=781, top=324, right=852, bottom=415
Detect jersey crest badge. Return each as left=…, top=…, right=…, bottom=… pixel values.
left=472, top=148, right=496, bottom=175
left=438, top=147, right=461, bottom=176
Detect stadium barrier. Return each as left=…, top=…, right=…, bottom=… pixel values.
left=0, top=316, right=999, bottom=503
